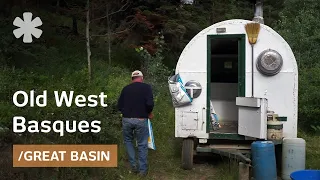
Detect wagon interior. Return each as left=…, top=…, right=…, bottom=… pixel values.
left=210, top=37, right=240, bottom=134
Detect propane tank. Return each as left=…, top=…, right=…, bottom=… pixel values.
left=267, top=111, right=283, bottom=140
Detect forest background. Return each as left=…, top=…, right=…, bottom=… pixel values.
left=0, top=0, right=319, bottom=179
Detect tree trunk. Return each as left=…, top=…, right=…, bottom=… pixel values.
left=86, top=0, right=91, bottom=83
left=140, top=58, right=144, bottom=73
left=106, top=6, right=111, bottom=65
left=72, top=16, right=78, bottom=35
left=56, top=0, right=60, bottom=14
left=210, top=2, right=214, bottom=24
left=2, top=0, right=13, bottom=17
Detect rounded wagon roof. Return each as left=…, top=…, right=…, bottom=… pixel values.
left=175, top=19, right=297, bottom=74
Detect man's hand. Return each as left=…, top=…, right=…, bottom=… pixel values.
left=148, top=112, right=154, bottom=119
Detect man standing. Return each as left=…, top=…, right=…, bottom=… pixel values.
left=117, top=70, right=154, bottom=176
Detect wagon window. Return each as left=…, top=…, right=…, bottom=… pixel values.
left=210, top=38, right=238, bottom=83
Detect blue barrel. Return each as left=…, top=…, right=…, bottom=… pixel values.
left=251, top=141, right=277, bottom=180
left=290, top=170, right=320, bottom=180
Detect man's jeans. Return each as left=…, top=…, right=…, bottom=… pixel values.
left=122, top=118, right=149, bottom=174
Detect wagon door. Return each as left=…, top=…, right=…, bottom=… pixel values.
left=236, top=97, right=268, bottom=139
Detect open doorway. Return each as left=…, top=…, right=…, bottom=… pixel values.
left=207, top=35, right=246, bottom=134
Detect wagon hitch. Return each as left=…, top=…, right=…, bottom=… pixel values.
left=196, top=144, right=251, bottom=164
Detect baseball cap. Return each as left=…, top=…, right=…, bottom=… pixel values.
left=131, top=70, right=143, bottom=77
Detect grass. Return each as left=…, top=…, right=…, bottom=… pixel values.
left=119, top=155, right=240, bottom=180
left=1, top=7, right=319, bottom=180
left=114, top=127, right=320, bottom=180
left=299, top=131, right=320, bottom=169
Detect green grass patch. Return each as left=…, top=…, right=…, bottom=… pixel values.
left=299, top=132, right=320, bottom=169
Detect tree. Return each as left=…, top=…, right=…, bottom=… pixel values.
left=90, top=0, right=131, bottom=65
left=86, top=0, right=91, bottom=83
left=276, top=0, right=320, bottom=131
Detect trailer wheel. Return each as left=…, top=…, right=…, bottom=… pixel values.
left=181, top=138, right=194, bottom=170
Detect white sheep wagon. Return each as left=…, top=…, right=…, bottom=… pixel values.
left=168, top=1, right=298, bottom=172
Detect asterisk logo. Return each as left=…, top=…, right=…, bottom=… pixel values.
left=13, top=12, right=43, bottom=43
